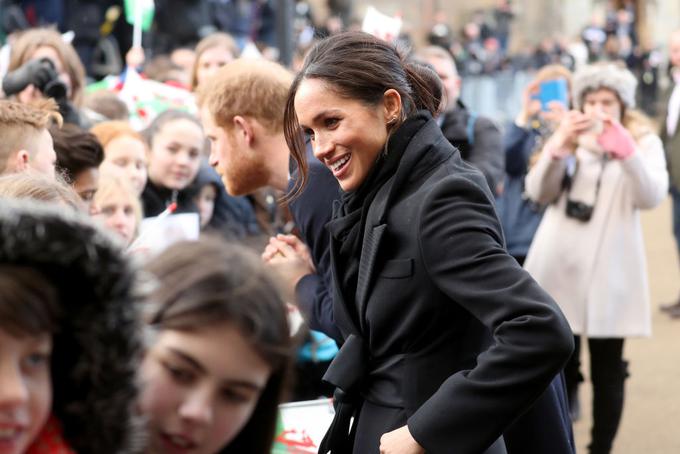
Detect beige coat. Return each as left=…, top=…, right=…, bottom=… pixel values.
left=523, top=133, right=668, bottom=337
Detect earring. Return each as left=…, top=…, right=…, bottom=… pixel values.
left=387, top=116, right=398, bottom=125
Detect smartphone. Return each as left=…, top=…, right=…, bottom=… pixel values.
left=534, top=79, right=569, bottom=111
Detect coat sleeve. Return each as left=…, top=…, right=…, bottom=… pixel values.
left=524, top=141, right=568, bottom=205
left=468, top=117, right=505, bottom=194
left=295, top=260, right=343, bottom=344
left=289, top=155, right=344, bottom=344
left=620, top=133, right=669, bottom=209
left=406, top=175, right=574, bottom=454
left=504, top=123, right=535, bottom=177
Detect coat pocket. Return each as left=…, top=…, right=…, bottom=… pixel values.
left=379, top=258, right=414, bottom=279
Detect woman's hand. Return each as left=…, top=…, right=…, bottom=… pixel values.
left=379, top=425, right=425, bottom=454
left=545, top=110, right=592, bottom=159
left=597, top=117, right=636, bottom=160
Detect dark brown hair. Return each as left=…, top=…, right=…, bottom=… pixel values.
left=51, top=124, right=105, bottom=181
left=144, top=237, right=292, bottom=454
left=284, top=31, right=442, bottom=196
left=0, top=266, right=60, bottom=337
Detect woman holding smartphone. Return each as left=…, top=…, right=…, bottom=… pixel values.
left=524, top=63, right=668, bottom=454
left=284, top=31, right=574, bottom=454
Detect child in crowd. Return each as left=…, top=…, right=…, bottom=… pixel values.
left=140, top=237, right=293, bottom=454
left=190, top=33, right=239, bottom=91
left=90, top=120, right=148, bottom=196
left=92, top=175, right=143, bottom=248
left=0, top=99, right=60, bottom=178
left=191, top=163, right=219, bottom=230
left=0, top=200, right=143, bottom=454
left=50, top=123, right=104, bottom=212
left=141, top=109, right=203, bottom=217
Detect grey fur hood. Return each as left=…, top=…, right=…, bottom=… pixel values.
left=0, top=200, right=144, bottom=454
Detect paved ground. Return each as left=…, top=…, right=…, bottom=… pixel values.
left=572, top=197, right=680, bottom=453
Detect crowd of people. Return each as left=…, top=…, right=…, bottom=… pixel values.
left=1, top=2, right=679, bottom=454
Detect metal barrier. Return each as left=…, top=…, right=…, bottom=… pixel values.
left=460, top=70, right=535, bottom=124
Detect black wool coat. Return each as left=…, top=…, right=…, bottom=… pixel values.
left=324, top=114, right=574, bottom=454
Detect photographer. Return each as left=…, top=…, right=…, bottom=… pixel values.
left=523, top=63, right=668, bottom=454
left=2, top=28, right=86, bottom=126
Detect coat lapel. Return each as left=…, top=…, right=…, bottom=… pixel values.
left=355, top=178, right=393, bottom=330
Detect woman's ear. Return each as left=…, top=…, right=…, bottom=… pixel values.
left=383, top=89, right=402, bottom=125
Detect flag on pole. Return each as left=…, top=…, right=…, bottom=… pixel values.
left=123, top=0, right=155, bottom=31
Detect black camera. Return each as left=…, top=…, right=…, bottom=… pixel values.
left=565, top=199, right=594, bottom=222
left=2, top=57, right=68, bottom=101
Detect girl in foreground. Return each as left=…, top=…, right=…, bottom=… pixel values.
left=139, top=238, right=293, bottom=454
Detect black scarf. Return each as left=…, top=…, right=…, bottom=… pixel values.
left=328, top=112, right=429, bottom=319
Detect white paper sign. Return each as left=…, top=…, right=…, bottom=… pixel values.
left=272, top=399, right=335, bottom=453
left=361, top=6, right=402, bottom=42
left=132, top=213, right=200, bottom=257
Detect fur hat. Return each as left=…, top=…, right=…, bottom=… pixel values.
left=0, top=200, right=145, bottom=454
left=572, top=63, right=637, bottom=110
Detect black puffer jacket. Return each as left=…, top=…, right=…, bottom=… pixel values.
left=0, top=200, right=144, bottom=454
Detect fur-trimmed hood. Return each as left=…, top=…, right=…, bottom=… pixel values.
left=572, top=62, right=637, bottom=110
left=0, top=200, right=144, bottom=454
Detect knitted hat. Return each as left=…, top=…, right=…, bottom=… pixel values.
left=571, top=63, right=637, bottom=110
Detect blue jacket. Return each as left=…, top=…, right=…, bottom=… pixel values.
left=496, top=123, right=545, bottom=258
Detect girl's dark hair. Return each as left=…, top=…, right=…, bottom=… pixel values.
left=144, top=237, right=292, bottom=454
left=0, top=266, right=60, bottom=336
left=284, top=31, right=443, bottom=196
left=51, top=124, right=105, bottom=181
left=142, top=109, right=203, bottom=148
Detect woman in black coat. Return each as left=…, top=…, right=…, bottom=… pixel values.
left=284, top=31, right=575, bottom=454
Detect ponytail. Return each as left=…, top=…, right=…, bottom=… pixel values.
left=404, top=61, right=443, bottom=117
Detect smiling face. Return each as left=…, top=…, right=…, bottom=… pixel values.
left=294, top=78, right=398, bottom=192
left=147, top=119, right=204, bottom=191
left=0, top=328, right=52, bottom=454
left=139, top=323, right=271, bottom=454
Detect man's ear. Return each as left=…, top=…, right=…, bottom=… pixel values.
left=13, top=150, right=30, bottom=172
left=232, top=115, right=255, bottom=146
left=383, top=89, right=402, bottom=124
